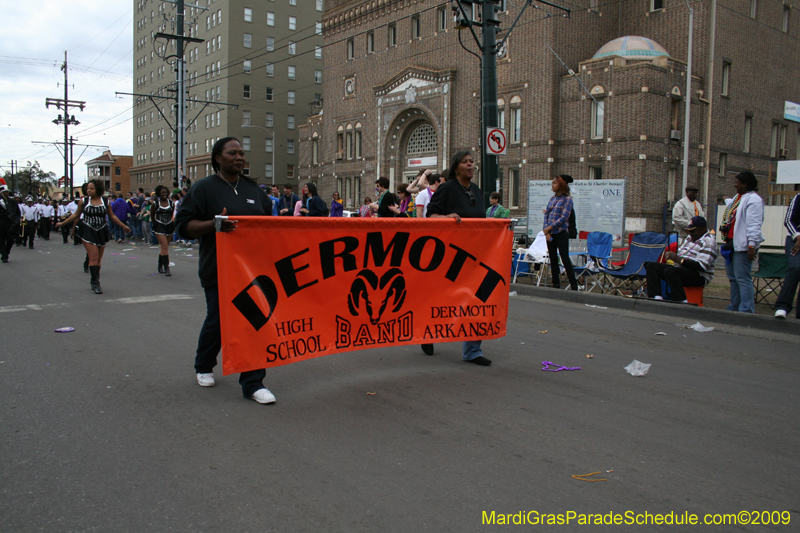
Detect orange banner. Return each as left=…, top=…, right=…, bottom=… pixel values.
left=217, top=217, right=512, bottom=375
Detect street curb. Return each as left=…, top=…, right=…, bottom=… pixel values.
left=511, top=283, right=800, bottom=336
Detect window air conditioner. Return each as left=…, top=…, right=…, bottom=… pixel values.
left=670, top=130, right=681, bottom=141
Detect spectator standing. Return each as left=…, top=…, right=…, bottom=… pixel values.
left=330, top=192, right=344, bottom=217
left=268, top=186, right=280, bottom=217
left=425, top=150, right=492, bottom=366
left=359, top=197, right=374, bottom=218
left=298, top=183, right=326, bottom=217
left=486, top=192, right=511, bottom=219
left=672, top=185, right=705, bottom=236
left=278, top=184, right=300, bottom=216
left=110, top=194, right=132, bottom=243
left=389, top=183, right=415, bottom=217
left=774, top=193, right=800, bottom=319
left=414, top=172, right=443, bottom=219
left=543, top=175, right=578, bottom=290
left=371, top=177, right=398, bottom=218
left=719, top=171, right=764, bottom=313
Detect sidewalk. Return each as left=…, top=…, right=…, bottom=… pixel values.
left=511, top=283, right=800, bottom=336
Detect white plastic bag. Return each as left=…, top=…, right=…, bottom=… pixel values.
left=624, top=360, right=651, bottom=377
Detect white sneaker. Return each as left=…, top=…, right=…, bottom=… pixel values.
left=775, top=309, right=788, bottom=319
left=196, top=373, right=216, bottom=387
left=250, top=388, right=276, bottom=404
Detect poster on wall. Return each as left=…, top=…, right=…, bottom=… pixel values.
left=527, top=179, right=626, bottom=244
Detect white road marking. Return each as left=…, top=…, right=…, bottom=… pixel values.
left=0, top=294, right=194, bottom=313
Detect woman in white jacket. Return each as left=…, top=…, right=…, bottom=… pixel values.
left=719, top=171, right=764, bottom=313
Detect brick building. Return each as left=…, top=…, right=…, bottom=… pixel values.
left=132, top=0, right=324, bottom=190
left=86, top=151, right=134, bottom=195
left=300, top=0, right=799, bottom=230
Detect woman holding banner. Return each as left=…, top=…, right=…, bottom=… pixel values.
left=174, top=137, right=276, bottom=404
left=425, top=151, right=492, bottom=366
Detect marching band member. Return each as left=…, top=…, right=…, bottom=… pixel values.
left=19, top=196, right=39, bottom=249
left=57, top=197, right=72, bottom=243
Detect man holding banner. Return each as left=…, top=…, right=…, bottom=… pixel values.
left=175, top=137, right=277, bottom=405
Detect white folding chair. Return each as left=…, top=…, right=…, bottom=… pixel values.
left=513, top=231, right=549, bottom=285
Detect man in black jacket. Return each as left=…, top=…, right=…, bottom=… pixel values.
left=0, top=184, right=21, bottom=263
left=277, top=183, right=300, bottom=216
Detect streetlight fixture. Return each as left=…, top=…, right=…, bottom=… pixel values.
left=242, top=124, right=275, bottom=186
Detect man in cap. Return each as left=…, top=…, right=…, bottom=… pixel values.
left=672, top=185, right=705, bottom=236
left=57, top=196, right=73, bottom=243
left=645, top=216, right=718, bottom=303
left=19, top=196, right=39, bottom=249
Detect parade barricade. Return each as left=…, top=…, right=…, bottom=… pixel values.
left=216, top=217, right=513, bottom=374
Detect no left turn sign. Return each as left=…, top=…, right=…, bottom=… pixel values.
left=486, top=128, right=507, bottom=155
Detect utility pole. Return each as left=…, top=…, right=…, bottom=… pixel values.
left=46, top=51, right=85, bottom=201
left=154, top=0, right=206, bottom=183
left=8, top=160, right=16, bottom=192
left=453, top=0, right=569, bottom=205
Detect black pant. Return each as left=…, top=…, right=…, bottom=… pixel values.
left=194, top=285, right=266, bottom=397
left=61, top=222, right=70, bottom=243
left=645, top=261, right=705, bottom=301
left=39, top=218, right=51, bottom=239
left=0, top=224, right=11, bottom=260
left=546, top=231, right=578, bottom=289
left=22, top=222, right=35, bottom=248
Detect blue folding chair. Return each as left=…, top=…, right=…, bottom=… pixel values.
left=573, top=232, right=613, bottom=293
left=599, top=232, right=668, bottom=296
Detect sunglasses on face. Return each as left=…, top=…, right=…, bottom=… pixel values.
left=466, top=189, right=475, bottom=206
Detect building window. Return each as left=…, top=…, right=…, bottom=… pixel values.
left=438, top=8, right=447, bottom=32
left=355, top=127, right=362, bottom=159
left=783, top=6, right=791, bottom=33
left=243, top=59, right=251, bottom=73
left=265, top=163, right=273, bottom=179
left=312, top=137, right=319, bottom=164
left=288, top=65, right=295, bottom=80
left=244, top=7, right=252, bottom=22
left=289, top=16, right=296, bottom=30
left=267, top=12, right=275, bottom=26
left=511, top=107, right=522, bottom=143
left=265, top=138, right=273, bottom=152
left=589, top=166, right=603, bottom=180
left=667, top=168, right=676, bottom=200
left=266, top=63, right=274, bottom=76
left=244, top=33, right=252, bottom=48
left=388, top=24, right=396, bottom=47
left=316, top=0, right=323, bottom=11
left=290, top=0, right=296, bottom=5
left=243, top=84, right=251, bottom=98
left=719, top=153, right=727, bottom=176
left=288, top=91, right=295, bottom=104
left=266, top=112, right=273, bottom=127
left=347, top=38, right=354, bottom=60
left=267, top=37, right=275, bottom=51
left=750, top=0, right=757, bottom=19
left=721, top=61, right=731, bottom=96
left=315, top=45, right=322, bottom=59
left=367, top=32, right=375, bottom=53
left=115, top=166, right=121, bottom=176
left=670, top=98, right=681, bottom=131
left=650, top=0, right=663, bottom=11
left=287, top=140, right=295, bottom=154
left=266, top=87, right=273, bottom=101
left=412, top=15, right=421, bottom=39
left=242, top=136, right=251, bottom=151
left=407, top=124, right=437, bottom=155
left=315, top=70, right=322, bottom=83
left=288, top=42, right=296, bottom=55
left=316, top=22, right=322, bottom=35
left=744, top=116, right=752, bottom=153
left=508, top=169, right=519, bottom=208
left=498, top=108, right=505, bottom=130
left=591, top=99, right=604, bottom=139
left=242, top=110, right=251, bottom=125
left=287, top=115, right=295, bottom=129
left=337, top=127, right=344, bottom=158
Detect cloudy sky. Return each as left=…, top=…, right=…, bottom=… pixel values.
left=0, top=2, right=134, bottom=183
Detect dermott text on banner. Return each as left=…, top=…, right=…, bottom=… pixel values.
left=216, top=217, right=512, bottom=375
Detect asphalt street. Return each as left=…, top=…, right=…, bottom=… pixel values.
left=1, top=237, right=799, bottom=532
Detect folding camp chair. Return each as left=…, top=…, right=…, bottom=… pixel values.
left=513, top=231, right=550, bottom=285
left=573, top=231, right=613, bottom=293
left=599, top=232, right=668, bottom=296
left=568, top=231, right=589, bottom=268
left=753, top=253, right=789, bottom=308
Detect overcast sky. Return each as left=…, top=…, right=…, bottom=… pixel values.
left=0, top=2, right=134, bottom=183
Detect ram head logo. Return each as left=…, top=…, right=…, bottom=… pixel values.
left=347, top=268, right=407, bottom=325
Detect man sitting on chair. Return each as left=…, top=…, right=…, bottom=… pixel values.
left=646, top=216, right=718, bottom=303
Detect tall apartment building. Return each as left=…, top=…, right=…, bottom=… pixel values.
left=301, top=0, right=799, bottom=230
left=132, top=0, right=324, bottom=189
